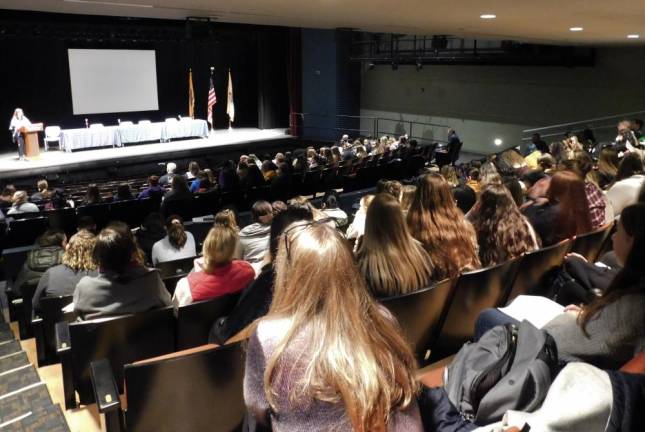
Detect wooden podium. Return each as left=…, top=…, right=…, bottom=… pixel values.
left=19, top=123, right=43, bottom=157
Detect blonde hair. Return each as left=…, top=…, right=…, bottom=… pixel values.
left=400, top=185, right=416, bottom=213
left=62, top=230, right=97, bottom=272
left=202, top=222, right=238, bottom=271
left=12, top=191, right=28, bottom=206
left=214, top=209, right=239, bottom=230
left=357, top=194, right=433, bottom=296
left=264, top=222, right=418, bottom=431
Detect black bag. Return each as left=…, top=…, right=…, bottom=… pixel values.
left=444, top=320, right=558, bottom=425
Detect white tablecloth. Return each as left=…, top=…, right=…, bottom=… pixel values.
left=161, top=119, right=209, bottom=141
left=60, top=119, right=209, bottom=152
left=118, top=123, right=163, bottom=144
left=60, top=127, right=121, bottom=152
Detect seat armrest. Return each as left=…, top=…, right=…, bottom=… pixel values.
left=55, top=321, right=71, bottom=353
left=90, top=359, right=121, bottom=413
left=32, top=311, right=45, bottom=366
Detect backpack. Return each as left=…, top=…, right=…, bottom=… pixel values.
left=444, top=320, right=558, bottom=425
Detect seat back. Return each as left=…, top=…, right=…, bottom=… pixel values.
left=45, top=126, right=61, bottom=138
left=124, top=343, right=245, bottom=432
left=37, top=295, right=75, bottom=366
left=155, top=256, right=196, bottom=279
left=380, top=278, right=455, bottom=363
left=109, top=199, right=145, bottom=228
left=77, top=203, right=111, bottom=230
left=176, top=293, right=241, bottom=349
left=504, top=239, right=572, bottom=304
left=161, top=197, right=196, bottom=219
left=431, top=257, right=522, bottom=359
left=570, top=223, right=614, bottom=262
left=45, top=207, right=77, bottom=237
left=67, top=307, right=176, bottom=404
left=4, top=217, right=49, bottom=248
left=17, top=279, right=40, bottom=339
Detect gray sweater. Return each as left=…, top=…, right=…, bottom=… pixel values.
left=32, top=264, right=98, bottom=311
left=543, top=293, right=645, bottom=369
left=244, top=318, right=423, bottom=431
left=73, top=265, right=172, bottom=320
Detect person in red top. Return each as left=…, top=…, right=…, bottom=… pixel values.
left=172, top=218, right=255, bottom=307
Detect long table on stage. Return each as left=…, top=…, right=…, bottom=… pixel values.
left=60, top=119, right=209, bottom=152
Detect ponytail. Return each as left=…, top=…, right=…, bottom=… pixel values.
left=166, top=215, right=187, bottom=250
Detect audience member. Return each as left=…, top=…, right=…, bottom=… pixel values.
left=356, top=193, right=433, bottom=297
left=160, top=176, right=192, bottom=212
left=74, top=223, right=171, bottom=319
left=320, top=191, right=348, bottom=226
left=531, top=132, right=549, bottom=154
left=136, top=212, right=166, bottom=264
left=77, top=215, right=97, bottom=234
left=151, top=215, right=196, bottom=265
left=239, top=201, right=273, bottom=268
left=261, top=160, right=278, bottom=182
left=83, top=184, right=102, bottom=205
left=173, top=219, right=254, bottom=307
left=469, top=184, right=538, bottom=267
left=13, top=229, right=66, bottom=295
left=219, top=160, right=241, bottom=191
left=0, top=184, right=16, bottom=209
left=407, top=173, right=480, bottom=279
left=7, top=191, right=39, bottom=215
left=114, top=183, right=134, bottom=201
left=346, top=194, right=374, bottom=241
left=30, top=179, right=51, bottom=202
left=186, top=161, right=200, bottom=180
left=597, top=147, right=619, bottom=190
left=271, top=200, right=287, bottom=215
left=606, top=152, right=644, bottom=216
left=466, top=168, right=481, bottom=193
left=32, top=230, right=97, bottom=311
left=210, top=207, right=314, bottom=344
left=138, top=175, right=164, bottom=200
left=244, top=221, right=422, bottom=431
left=574, top=151, right=607, bottom=228
left=502, top=176, right=524, bottom=207
left=400, top=185, right=416, bottom=214
left=159, top=162, right=177, bottom=186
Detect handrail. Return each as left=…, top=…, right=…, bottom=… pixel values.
left=523, top=110, right=645, bottom=133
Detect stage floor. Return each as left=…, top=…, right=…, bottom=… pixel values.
left=0, top=128, right=290, bottom=180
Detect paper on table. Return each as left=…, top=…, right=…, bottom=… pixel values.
left=499, top=295, right=564, bottom=329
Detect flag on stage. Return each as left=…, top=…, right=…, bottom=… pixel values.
left=207, top=68, right=217, bottom=127
left=226, top=69, right=235, bottom=125
left=188, top=69, right=195, bottom=119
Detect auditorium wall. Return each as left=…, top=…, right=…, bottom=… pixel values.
left=360, top=47, right=645, bottom=154
left=0, top=10, right=289, bottom=153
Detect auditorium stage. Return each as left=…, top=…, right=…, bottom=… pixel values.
left=0, top=128, right=292, bottom=180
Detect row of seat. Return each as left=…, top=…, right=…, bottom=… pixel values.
left=41, top=221, right=613, bottom=426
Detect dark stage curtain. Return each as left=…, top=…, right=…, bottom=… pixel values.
left=257, top=29, right=290, bottom=130
left=287, top=28, right=303, bottom=137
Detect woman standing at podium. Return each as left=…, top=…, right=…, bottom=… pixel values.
left=9, top=108, right=31, bottom=161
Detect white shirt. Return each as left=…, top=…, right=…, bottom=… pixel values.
left=151, top=232, right=197, bottom=265
left=9, top=116, right=30, bottom=132
left=606, top=174, right=645, bottom=216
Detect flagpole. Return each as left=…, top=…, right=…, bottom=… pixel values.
left=209, top=66, right=214, bottom=137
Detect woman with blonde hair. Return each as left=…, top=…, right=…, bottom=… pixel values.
left=173, top=218, right=254, bottom=307
left=407, top=173, right=480, bottom=279
left=32, top=230, right=98, bottom=311
left=244, top=221, right=422, bottom=431
left=357, top=194, right=433, bottom=297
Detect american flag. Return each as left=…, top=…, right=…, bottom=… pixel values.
left=207, top=71, right=216, bottom=127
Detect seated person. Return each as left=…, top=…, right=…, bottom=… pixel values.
left=30, top=179, right=52, bottom=202
left=32, top=230, right=97, bottom=311
left=239, top=201, right=273, bottom=268
left=173, top=219, right=254, bottom=307
left=320, top=191, right=348, bottom=226
left=151, top=215, right=196, bottom=265
left=13, top=229, right=66, bottom=296
left=135, top=212, right=166, bottom=264
left=244, top=221, right=422, bottom=431
left=476, top=203, right=645, bottom=370
left=74, top=222, right=171, bottom=319
left=209, top=207, right=313, bottom=343
left=138, top=175, right=164, bottom=200
left=7, top=190, right=39, bottom=215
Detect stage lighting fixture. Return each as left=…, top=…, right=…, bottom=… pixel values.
left=368, top=62, right=375, bottom=70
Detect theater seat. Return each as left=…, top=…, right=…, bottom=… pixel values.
left=56, top=307, right=176, bottom=409
left=91, top=342, right=245, bottom=432
left=570, top=222, right=614, bottom=262
left=430, top=257, right=522, bottom=360
left=175, top=293, right=241, bottom=350
left=32, top=295, right=75, bottom=367
left=380, top=278, right=455, bottom=364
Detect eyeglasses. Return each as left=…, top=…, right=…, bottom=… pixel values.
left=282, top=217, right=337, bottom=262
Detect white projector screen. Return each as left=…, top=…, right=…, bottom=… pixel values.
left=68, top=49, right=159, bottom=115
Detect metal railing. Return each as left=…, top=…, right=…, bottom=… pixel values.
left=290, top=113, right=450, bottom=144
left=521, top=110, right=645, bottom=144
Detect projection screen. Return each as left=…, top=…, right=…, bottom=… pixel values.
left=68, top=49, right=159, bottom=115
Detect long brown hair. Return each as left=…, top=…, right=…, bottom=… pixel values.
left=264, top=222, right=418, bottom=431
left=579, top=204, right=645, bottom=334
left=548, top=170, right=592, bottom=240
left=406, top=173, right=480, bottom=279
left=597, top=147, right=618, bottom=179
left=470, top=184, right=538, bottom=267
left=357, top=193, right=434, bottom=297
left=166, top=215, right=187, bottom=250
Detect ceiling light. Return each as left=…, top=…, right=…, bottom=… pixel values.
left=368, top=62, right=375, bottom=70
left=480, top=14, right=496, bottom=19
left=569, top=27, right=584, bottom=32
left=63, top=0, right=153, bottom=7
left=627, top=34, right=640, bottom=39
left=416, top=59, right=423, bottom=71
left=494, top=138, right=503, bottom=146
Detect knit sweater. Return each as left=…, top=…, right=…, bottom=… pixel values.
left=543, top=293, right=645, bottom=370
left=244, top=318, right=423, bottom=431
